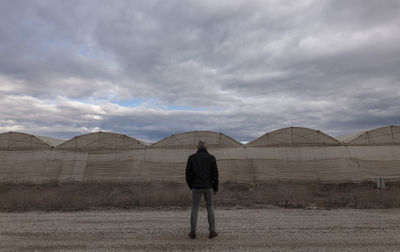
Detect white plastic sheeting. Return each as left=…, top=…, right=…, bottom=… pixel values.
left=247, top=146, right=400, bottom=182
left=0, top=150, right=87, bottom=183
left=247, top=127, right=340, bottom=147
left=342, top=126, right=400, bottom=145
left=57, top=132, right=148, bottom=151
left=1, top=145, right=400, bottom=183
left=0, top=132, right=51, bottom=150
left=150, top=131, right=243, bottom=148
left=1, top=128, right=400, bottom=183
left=37, top=135, right=66, bottom=147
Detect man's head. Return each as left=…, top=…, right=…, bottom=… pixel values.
left=197, top=141, right=207, bottom=150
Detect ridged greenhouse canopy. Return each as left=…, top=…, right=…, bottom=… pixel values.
left=336, top=126, right=400, bottom=145
left=0, top=132, right=51, bottom=150
left=150, top=131, right=243, bottom=148
left=56, top=132, right=148, bottom=151
left=0, top=125, right=399, bottom=151
left=247, top=127, right=340, bottom=147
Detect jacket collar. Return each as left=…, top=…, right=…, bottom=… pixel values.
left=197, top=148, right=208, bottom=154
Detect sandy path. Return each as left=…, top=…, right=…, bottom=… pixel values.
left=1, top=208, right=400, bottom=251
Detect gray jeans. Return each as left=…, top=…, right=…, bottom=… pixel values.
left=190, top=188, right=215, bottom=232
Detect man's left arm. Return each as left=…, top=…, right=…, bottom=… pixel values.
left=211, top=156, right=219, bottom=193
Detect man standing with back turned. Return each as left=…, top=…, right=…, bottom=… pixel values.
left=186, top=141, right=219, bottom=239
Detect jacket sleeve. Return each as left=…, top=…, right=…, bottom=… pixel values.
left=211, top=156, right=219, bottom=192
left=185, top=156, right=192, bottom=190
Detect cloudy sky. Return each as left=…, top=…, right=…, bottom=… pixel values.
left=0, top=0, right=399, bottom=142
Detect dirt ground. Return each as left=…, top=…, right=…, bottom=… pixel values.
left=1, top=208, right=400, bottom=251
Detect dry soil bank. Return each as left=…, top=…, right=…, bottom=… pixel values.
left=1, top=208, right=400, bottom=251
left=2, top=181, right=400, bottom=211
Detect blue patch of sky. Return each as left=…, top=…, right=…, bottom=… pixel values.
left=43, top=96, right=96, bottom=106
left=43, top=99, right=57, bottom=106
left=115, top=98, right=144, bottom=108
left=79, top=47, right=98, bottom=60
left=74, top=98, right=97, bottom=105
left=65, top=96, right=219, bottom=112
left=165, top=105, right=208, bottom=111
left=111, top=98, right=201, bottom=111
left=57, top=96, right=100, bottom=105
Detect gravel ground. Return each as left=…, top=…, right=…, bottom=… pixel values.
left=1, top=208, right=400, bottom=251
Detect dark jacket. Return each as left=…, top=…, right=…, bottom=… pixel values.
left=186, top=149, right=219, bottom=192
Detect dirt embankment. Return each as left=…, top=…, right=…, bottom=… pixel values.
left=1, top=181, right=400, bottom=212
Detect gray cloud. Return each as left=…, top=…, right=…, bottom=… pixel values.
left=0, top=0, right=400, bottom=142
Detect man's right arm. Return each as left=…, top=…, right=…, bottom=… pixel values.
left=185, top=157, right=192, bottom=190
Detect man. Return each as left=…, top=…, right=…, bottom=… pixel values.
left=186, top=141, right=219, bottom=239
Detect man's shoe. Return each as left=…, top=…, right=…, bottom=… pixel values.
left=209, top=231, right=218, bottom=239
left=188, top=231, right=196, bottom=239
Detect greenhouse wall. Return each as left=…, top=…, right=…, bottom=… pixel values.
left=1, top=127, right=399, bottom=183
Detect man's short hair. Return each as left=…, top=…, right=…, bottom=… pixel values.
left=197, top=141, right=207, bottom=150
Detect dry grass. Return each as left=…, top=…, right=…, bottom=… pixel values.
left=0, top=182, right=191, bottom=212
left=1, top=181, right=400, bottom=211
left=219, top=181, right=400, bottom=209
